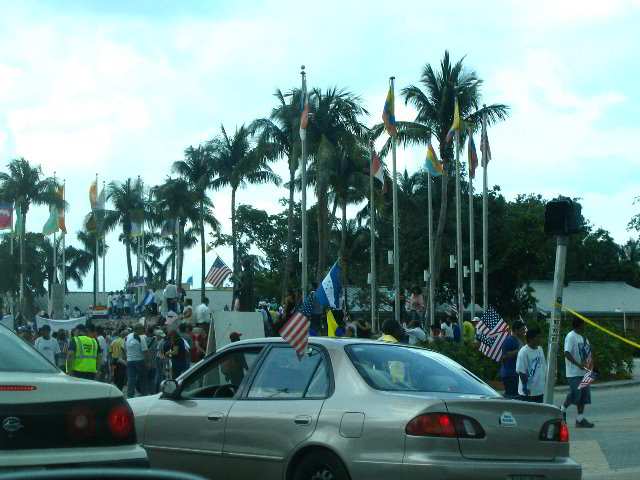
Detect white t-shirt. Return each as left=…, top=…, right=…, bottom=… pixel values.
left=97, top=335, right=108, bottom=363
left=516, top=345, right=546, bottom=396
left=164, top=284, right=177, bottom=299
left=564, top=330, right=590, bottom=378
left=406, top=327, right=427, bottom=345
left=195, top=304, right=210, bottom=324
left=124, top=333, right=148, bottom=361
left=35, top=336, right=61, bottom=365
left=441, top=322, right=454, bottom=339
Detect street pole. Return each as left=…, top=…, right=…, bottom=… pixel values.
left=544, top=235, right=568, bottom=405
left=53, top=172, right=57, bottom=303
left=391, top=77, right=400, bottom=324
left=62, top=180, right=66, bottom=306
left=454, top=99, right=464, bottom=323
left=427, top=140, right=436, bottom=327
left=482, top=109, right=489, bottom=312
left=369, top=142, right=377, bottom=333
left=95, top=173, right=99, bottom=308
left=468, top=125, right=476, bottom=323
left=300, top=65, right=308, bottom=299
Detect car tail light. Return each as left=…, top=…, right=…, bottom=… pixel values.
left=108, top=404, right=134, bottom=438
left=539, top=420, right=569, bottom=442
left=406, top=413, right=485, bottom=438
left=0, top=385, right=36, bottom=391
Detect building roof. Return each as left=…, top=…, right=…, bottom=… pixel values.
left=530, top=281, right=640, bottom=315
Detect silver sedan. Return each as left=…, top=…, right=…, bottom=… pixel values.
left=129, top=337, right=581, bottom=480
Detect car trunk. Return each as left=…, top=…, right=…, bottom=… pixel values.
left=442, top=396, right=562, bottom=461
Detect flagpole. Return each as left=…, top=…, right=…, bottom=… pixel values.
left=95, top=173, right=99, bottom=308
left=103, top=180, right=106, bottom=305
left=455, top=98, right=464, bottom=325
left=53, top=172, right=57, bottom=297
left=300, top=65, right=308, bottom=300
left=427, top=140, right=436, bottom=327
left=62, top=180, right=66, bottom=306
left=369, top=140, right=377, bottom=333
left=389, top=77, right=401, bottom=324
left=10, top=201, right=14, bottom=255
left=482, top=107, right=489, bottom=312
left=468, top=125, right=476, bottom=324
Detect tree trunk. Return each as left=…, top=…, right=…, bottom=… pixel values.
left=282, top=160, right=295, bottom=299
left=19, top=211, right=26, bottom=320
left=171, top=233, right=176, bottom=281
left=340, top=198, right=347, bottom=312
left=200, top=201, right=206, bottom=302
left=177, top=222, right=184, bottom=285
left=231, top=187, right=238, bottom=286
left=433, top=160, right=450, bottom=296
left=316, top=178, right=328, bottom=283
left=125, top=235, right=133, bottom=282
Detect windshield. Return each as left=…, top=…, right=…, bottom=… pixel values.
left=0, top=326, right=59, bottom=374
left=346, top=344, right=497, bottom=396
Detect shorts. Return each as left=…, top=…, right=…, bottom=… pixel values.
left=565, top=376, right=591, bottom=406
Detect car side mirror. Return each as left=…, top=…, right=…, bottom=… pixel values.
left=160, top=379, right=179, bottom=399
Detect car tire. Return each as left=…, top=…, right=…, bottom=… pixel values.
left=293, top=450, right=350, bottom=480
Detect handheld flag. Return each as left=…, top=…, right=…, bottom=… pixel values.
left=280, top=294, right=313, bottom=359
left=299, top=82, right=309, bottom=141
left=316, top=263, right=341, bottom=309
left=481, top=123, right=492, bottom=167
left=579, top=369, right=597, bottom=389
left=382, top=85, right=396, bottom=136
left=425, top=144, right=444, bottom=177
left=476, top=307, right=510, bottom=361
left=468, top=133, right=478, bottom=179
left=206, top=256, right=232, bottom=287
left=327, top=309, right=338, bottom=337
left=445, top=99, right=460, bottom=143
left=0, top=203, right=12, bottom=230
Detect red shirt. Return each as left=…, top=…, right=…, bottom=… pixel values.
left=190, top=333, right=206, bottom=363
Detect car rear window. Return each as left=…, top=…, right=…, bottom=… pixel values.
left=345, top=344, right=497, bottom=395
left=0, top=326, right=59, bottom=373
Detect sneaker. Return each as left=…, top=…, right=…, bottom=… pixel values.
left=575, top=418, right=594, bottom=428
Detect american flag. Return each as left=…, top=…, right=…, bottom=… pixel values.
left=579, top=351, right=596, bottom=389
left=205, top=257, right=232, bottom=287
left=476, top=307, right=510, bottom=361
left=280, top=294, right=313, bottom=359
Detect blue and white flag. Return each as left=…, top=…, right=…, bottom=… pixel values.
left=316, top=264, right=341, bottom=309
left=186, top=275, right=193, bottom=286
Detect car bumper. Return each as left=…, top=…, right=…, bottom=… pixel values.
left=402, top=457, right=581, bottom=480
left=0, top=445, right=149, bottom=471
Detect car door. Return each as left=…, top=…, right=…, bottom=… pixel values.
left=222, top=345, right=331, bottom=480
left=143, top=347, right=263, bottom=478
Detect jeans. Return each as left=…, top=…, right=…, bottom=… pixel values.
left=114, top=362, right=126, bottom=391
left=127, top=360, right=148, bottom=398
left=154, top=357, right=165, bottom=393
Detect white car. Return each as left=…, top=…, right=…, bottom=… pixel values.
left=0, top=324, right=148, bottom=472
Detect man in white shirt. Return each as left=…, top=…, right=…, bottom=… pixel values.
left=195, top=298, right=210, bottom=325
left=440, top=317, right=454, bottom=342
left=123, top=323, right=148, bottom=398
left=96, top=326, right=109, bottom=382
left=560, top=318, right=595, bottom=428
left=34, top=325, right=60, bottom=365
left=164, top=280, right=178, bottom=313
left=516, top=328, right=546, bottom=403
left=405, top=320, right=427, bottom=345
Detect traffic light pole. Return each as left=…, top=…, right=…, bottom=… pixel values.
left=543, top=235, right=568, bottom=405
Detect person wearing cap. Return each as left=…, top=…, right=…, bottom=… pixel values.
left=499, top=319, right=527, bottom=398
left=34, top=325, right=61, bottom=365
left=67, top=324, right=99, bottom=380
left=229, top=331, right=242, bottom=343
left=463, top=317, right=478, bottom=345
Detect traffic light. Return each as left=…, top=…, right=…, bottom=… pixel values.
left=544, top=199, right=582, bottom=235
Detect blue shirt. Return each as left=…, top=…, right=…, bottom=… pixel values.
left=499, top=335, right=521, bottom=378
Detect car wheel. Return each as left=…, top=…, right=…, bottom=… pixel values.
left=293, top=451, right=350, bottom=480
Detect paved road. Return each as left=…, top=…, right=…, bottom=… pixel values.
left=566, top=381, right=640, bottom=479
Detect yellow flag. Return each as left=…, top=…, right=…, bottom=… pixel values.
left=327, top=309, right=338, bottom=337
left=446, top=98, right=460, bottom=143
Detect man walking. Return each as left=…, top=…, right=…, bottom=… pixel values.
left=560, top=318, right=595, bottom=428
left=66, top=324, right=99, bottom=380
left=34, top=325, right=60, bottom=366
left=516, top=328, right=546, bottom=403
left=109, top=330, right=126, bottom=391
left=499, top=319, right=526, bottom=399
left=123, top=323, right=148, bottom=398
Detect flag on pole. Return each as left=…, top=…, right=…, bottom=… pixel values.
left=14, top=206, right=23, bottom=235
left=382, top=85, right=396, bottom=136
left=299, top=82, right=309, bottom=141
left=315, top=263, right=341, bottom=309
left=205, top=256, right=232, bottom=287
left=90, top=181, right=97, bottom=209
left=0, top=203, right=12, bottom=230
left=280, top=294, right=313, bottom=359
left=468, top=133, right=478, bottom=179
left=327, top=309, right=338, bottom=337
left=371, top=152, right=387, bottom=193
left=205, top=243, right=212, bottom=253
left=481, top=123, right=492, bottom=167
left=57, top=186, right=67, bottom=234
left=42, top=205, right=60, bottom=235
left=476, top=307, right=510, bottom=361
left=446, top=98, right=461, bottom=143
left=186, top=276, right=193, bottom=287
left=425, top=144, right=444, bottom=177
left=130, top=222, right=142, bottom=237
left=160, top=218, right=179, bottom=237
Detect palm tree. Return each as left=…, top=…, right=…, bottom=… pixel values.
left=307, top=88, right=368, bottom=282
left=0, top=157, right=61, bottom=315
left=374, top=51, right=509, bottom=297
left=173, top=145, right=218, bottom=301
left=208, top=125, right=282, bottom=279
left=250, top=88, right=301, bottom=298
left=76, top=228, right=107, bottom=305
left=101, top=178, right=146, bottom=283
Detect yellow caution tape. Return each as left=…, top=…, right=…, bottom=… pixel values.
left=556, top=304, right=640, bottom=350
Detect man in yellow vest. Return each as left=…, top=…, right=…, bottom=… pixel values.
left=66, top=324, right=99, bottom=380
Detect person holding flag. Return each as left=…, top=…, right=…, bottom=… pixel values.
left=516, top=328, right=546, bottom=403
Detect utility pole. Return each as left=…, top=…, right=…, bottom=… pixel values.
left=300, top=65, right=308, bottom=299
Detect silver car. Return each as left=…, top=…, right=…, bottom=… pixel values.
left=129, top=337, right=581, bottom=480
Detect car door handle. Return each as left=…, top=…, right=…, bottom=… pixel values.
left=207, top=413, right=224, bottom=422
left=294, top=415, right=312, bottom=426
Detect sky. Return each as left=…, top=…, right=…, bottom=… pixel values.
left=1, top=0, right=639, bottom=292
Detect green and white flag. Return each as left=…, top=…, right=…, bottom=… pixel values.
left=42, top=205, right=59, bottom=235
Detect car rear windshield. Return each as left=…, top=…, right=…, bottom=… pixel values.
left=0, top=326, right=59, bottom=373
left=345, top=344, right=497, bottom=395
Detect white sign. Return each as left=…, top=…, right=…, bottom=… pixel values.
left=36, top=316, right=87, bottom=333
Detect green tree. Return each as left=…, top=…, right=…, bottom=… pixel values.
left=208, top=125, right=281, bottom=279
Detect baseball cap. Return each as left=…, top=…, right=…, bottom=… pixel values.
left=154, top=330, right=166, bottom=337
left=229, top=332, right=242, bottom=340
left=472, top=316, right=481, bottom=323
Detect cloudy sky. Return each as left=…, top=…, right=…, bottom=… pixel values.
left=1, top=0, right=639, bottom=292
